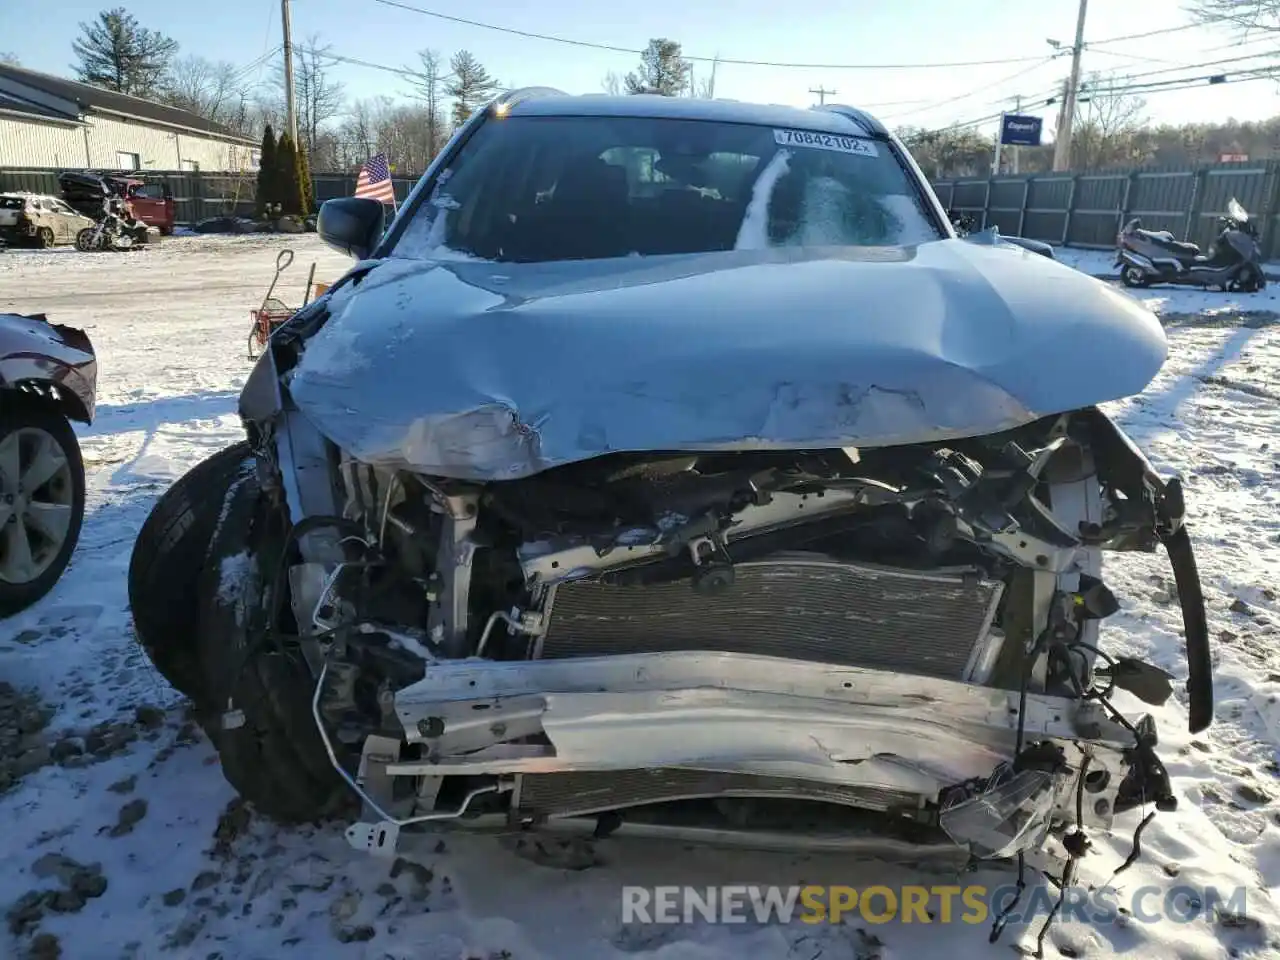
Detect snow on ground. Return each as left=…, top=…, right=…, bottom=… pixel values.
left=1, top=236, right=1279, bottom=959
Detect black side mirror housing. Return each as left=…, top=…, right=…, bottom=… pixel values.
left=318, top=197, right=386, bottom=260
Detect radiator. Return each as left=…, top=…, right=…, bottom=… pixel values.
left=519, top=555, right=1004, bottom=817
left=535, top=555, right=1004, bottom=681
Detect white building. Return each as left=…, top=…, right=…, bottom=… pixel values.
left=0, top=64, right=259, bottom=173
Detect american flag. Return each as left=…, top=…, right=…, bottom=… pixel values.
left=354, top=152, right=395, bottom=203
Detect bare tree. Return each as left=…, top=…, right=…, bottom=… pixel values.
left=341, top=98, right=378, bottom=161
left=164, top=55, right=251, bottom=130
left=896, top=126, right=998, bottom=178
left=274, top=35, right=345, bottom=158
left=334, top=97, right=442, bottom=175
left=602, top=71, right=623, bottom=95
left=253, top=94, right=283, bottom=136
left=1071, top=73, right=1150, bottom=169
left=407, top=48, right=448, bottom=160
left=1190, top=0, right=1280, bottom=30
left=374, top=100, right=439, bottom=175
left=0, top=52, right=19, bottom=67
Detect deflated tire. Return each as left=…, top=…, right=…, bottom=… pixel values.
left=194, top=466, right=351, bottom=823
left=127, top=442, right=254, bottom=703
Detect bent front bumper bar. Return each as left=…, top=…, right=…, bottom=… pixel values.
left=392, top=651, right=1127, bottom=780
left=363, top=652, right=1136, bottom=855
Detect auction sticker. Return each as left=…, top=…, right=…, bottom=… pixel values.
left=773, top=128, right=879, bottom=157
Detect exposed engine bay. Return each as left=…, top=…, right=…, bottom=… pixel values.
left=123, top=92, right=1219, bottom=956
left=230, top=324, right=1209, bottom=897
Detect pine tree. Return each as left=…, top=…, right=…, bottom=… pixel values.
left=256, top=124, right=277, bottom=218
left=295, top=141, right=313, bottom=217
left=275, top=132, right=303, bottom=217
left=445, top=51, right=500, bottom=127
left=624, top=39, right=691, bottom=97
left=72, top=8, right=177, bottom=97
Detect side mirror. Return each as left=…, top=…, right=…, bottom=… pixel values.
left=317, top=197, right=386, bottom=260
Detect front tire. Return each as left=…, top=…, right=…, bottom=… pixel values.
left=35, top=228, right=54, bottom=249
left=0, top=398, right=86, bottom=617
left=74, top=228, right=96, bottom=252
left=194, top=474, right=351, bottom=823
left=128, top=442, right=254, bottom=703
left=1120, top=264, right=1149, bottom=288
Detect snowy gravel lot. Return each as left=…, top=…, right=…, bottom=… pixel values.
left=2, top=234, right=1280, bottom=959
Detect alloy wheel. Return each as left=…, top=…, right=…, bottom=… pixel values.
left=0, top=427, right=76, bottom=585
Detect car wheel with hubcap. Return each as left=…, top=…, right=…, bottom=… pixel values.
left=0, top=400, right=86, bottom=616
left=35, top=228, right=54, bottom=249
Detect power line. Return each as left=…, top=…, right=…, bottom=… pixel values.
left=253, top=1, right=277, bottom=87
left=370, top=0, right=1053, bottom=70
left=230, top=46, right=281, bottom=85
left=312, top=48, right=457, bottom=85
left=315, top=49, right=419, bottom=79
left=1086, top=23, right=1204, bottom=46
left=1094, top=51, right=1280, bottom=85
left=940, top=66, right=1278, bottom=133
left=881, top=57, right=1060, bottom=121
left=1083, top=66, right=1280, bottom=98
left=859, top=96, right=938, bottom=109
left=965, top=46, right=1280, bottom=119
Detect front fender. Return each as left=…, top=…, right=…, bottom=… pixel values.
left=0, top=314, right=97, bottom=423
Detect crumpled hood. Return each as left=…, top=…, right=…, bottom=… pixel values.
left=287, top=240, right=1166, bottom=481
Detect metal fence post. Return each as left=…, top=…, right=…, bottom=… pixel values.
left=1260, top=160, right=1280, bottom=261
left=1183, top=168, right=1207, bottom=242
left=1118, top=170, right=1137, bottom=236
left=1061, top=175, right=1078, bottom=245
left=193, top=172, right=205, bottom=225
left=981, top=178, right=993, bottom=230
left=1017, top=178, right=1030, bottom=236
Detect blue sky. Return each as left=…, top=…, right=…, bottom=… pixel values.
left=4, top=0, right=1277, bottom=136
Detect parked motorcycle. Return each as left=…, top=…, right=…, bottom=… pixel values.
left=74, top=198, right=147, bottom=252
left=1115, top=197, right=1265, bottom=292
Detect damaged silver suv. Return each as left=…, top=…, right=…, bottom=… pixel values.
left=130, top=90, right=1210, bottom=900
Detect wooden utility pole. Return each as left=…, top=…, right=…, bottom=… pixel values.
left=281, top=0, right=299, bottom=145
left=809, top=86, right=836, bottom=106
left=1053, top=77, right=1070, bottom=167
left=1052, top=0, right=1088, bottom=171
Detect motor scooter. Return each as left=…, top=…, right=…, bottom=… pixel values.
left=1115, top=198, right=1265, bottom=292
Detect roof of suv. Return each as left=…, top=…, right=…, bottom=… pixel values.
left=502, top=93, right=889, bottom=139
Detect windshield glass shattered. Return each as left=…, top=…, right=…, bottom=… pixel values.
left=391, top=115, right=941, bottom=263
